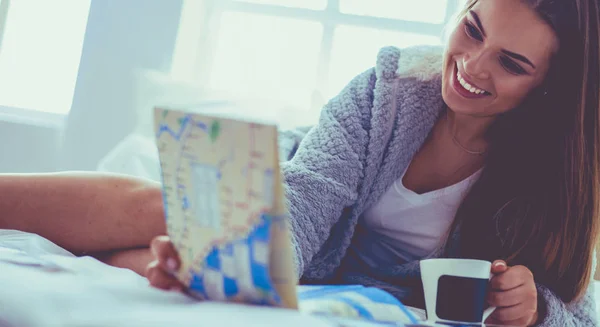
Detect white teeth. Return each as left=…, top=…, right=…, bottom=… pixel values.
left=456, top=70, right=487, bottom=95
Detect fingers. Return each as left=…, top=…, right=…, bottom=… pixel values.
left=145, top=259, right=185, bottom=291
left=490, top=265, right=532, bottom=291
left=486, top=263, right=538, bottom=327
left=147, top=236, right=186, bottom=293
left=491, top=260, right=508, bottom=275
left=487, top=284, right=537, bottom=307
left=150, top=235, right=181, bottom=273
left=486, top=313, right=536, bottom=327
left=486, top=301, right=537, bottom=323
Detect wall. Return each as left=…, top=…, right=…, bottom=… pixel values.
left=59, top=0, right=183, bottom=171
left=0, top=0, right=183, bottom=173
left=0, top=118, right=62, bottom=172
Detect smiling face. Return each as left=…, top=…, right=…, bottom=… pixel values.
left=442, top=0, right=559, bottom=117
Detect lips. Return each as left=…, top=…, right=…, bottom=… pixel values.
left=452, top=63, right=491, bottom=99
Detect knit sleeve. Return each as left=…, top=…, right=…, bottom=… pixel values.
left=535, top=252, right=598, bottom=326
left=280, top=67, right=376, bottom=277
left=535, top=281, right=598, bottom=326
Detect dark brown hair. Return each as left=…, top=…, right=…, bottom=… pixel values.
left=452, top=0, right=600, bottom=302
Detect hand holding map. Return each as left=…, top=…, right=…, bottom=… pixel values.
left=153, top=107, right=297, bottom=309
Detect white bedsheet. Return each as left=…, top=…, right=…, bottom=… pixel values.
left=1, top=230, right=598, bottom=327
left=0, top=230, right=342, bottom=327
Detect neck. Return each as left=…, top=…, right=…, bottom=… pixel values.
left=445, top=108, right=495, bottom=154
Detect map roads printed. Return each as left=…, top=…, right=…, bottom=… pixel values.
left=153, top=107, right=297, bottom=309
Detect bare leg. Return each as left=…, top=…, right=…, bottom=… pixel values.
left=0, top=172, right=166, bottom=255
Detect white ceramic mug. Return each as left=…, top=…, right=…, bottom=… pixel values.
left=420, top=258, right=496, bottom=324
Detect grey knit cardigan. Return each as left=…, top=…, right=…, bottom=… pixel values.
left=279, top=45, right=598, bottom=326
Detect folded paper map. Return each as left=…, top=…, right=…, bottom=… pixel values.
left=153, top=107, right=297, bottom=309
left=152, top=106, right=426, bottom=327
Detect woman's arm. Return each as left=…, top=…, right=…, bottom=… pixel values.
left=535, top=281, right=598, bottom=326
left=0, top=171, right=166, bottom=255
left=282, top=67, right=376, bottom=276
left=282, top=46, right=408, bottom=277
left=535, top=253, right=598, bottom=326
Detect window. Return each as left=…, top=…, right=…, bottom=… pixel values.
left=171, top=0, right=464, bottom=126
left=0, top=0, right=8, bottom=51
left=0, top=0, right=90, bottom=115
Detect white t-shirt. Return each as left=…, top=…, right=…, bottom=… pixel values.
left=350, top=165, right=482, bottom=267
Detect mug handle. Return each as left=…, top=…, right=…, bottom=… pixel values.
left=483, top=306, right=496, bottom=321
left=483, top=271, right=498, bottom=321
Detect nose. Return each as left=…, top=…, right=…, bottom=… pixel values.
left=463, top=50, right=491, bottom=80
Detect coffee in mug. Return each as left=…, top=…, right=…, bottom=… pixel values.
left=420, top=258, right=496, bottom=324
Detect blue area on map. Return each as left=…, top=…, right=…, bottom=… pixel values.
left=186, top=213, right=282, bottom=305
left=159, top=175, right=169, bottom=221
left=248, top=220, right=273, bottom=289
left=157, top=114, right=209, bottom=222
left=251, top=264, right=272, bottom=291
left=156, top=115, right=208, bottom=141
left=189, top=274, right=206, bottom=295
left=182, top=196, right=189, bottom=210
left=252, top=217, right=271, bottom=241
left=223, top=277, right=239, bottom=297
left=205, top=248, right=221, bottom=270
left=221, top=243, right=234, bottom=256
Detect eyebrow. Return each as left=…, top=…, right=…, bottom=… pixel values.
left=501, top=50, right=536, bottom=69
left=469, top=11, right=486, bottom=37
left=468, top=10, right=537, bottom=70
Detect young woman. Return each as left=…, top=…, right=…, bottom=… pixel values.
left=145, top=0, right=600, bottom=326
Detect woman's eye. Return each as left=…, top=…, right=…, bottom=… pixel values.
left=464, top=22, right=483, bottom=42
left=499, top=56, right=527, bottom=75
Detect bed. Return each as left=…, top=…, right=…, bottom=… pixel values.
left=1, top=227, right=599, bottom=327
left=0, top=230, right=352, bottom=327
